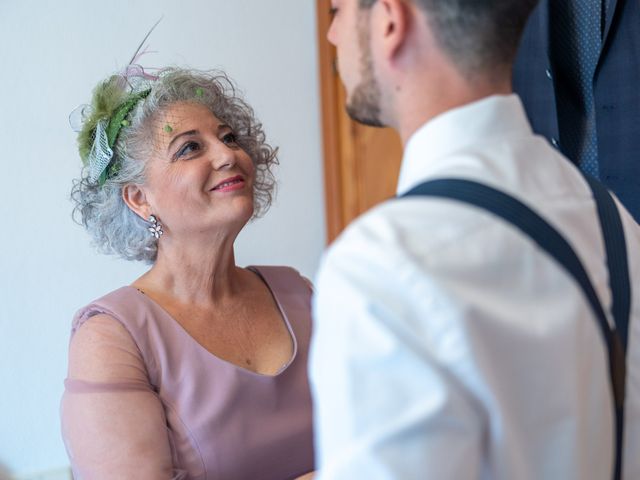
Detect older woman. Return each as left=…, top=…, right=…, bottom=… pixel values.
left=61, top=67, right=315, bottom=479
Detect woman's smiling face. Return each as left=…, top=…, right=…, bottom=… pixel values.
left=139, top=101, right=256, bottom=239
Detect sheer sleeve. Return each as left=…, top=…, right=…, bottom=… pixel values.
left=61, top=313, right=179, bottom=479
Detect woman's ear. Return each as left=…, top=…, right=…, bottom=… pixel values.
left=122, top=184, right=151, bottom=221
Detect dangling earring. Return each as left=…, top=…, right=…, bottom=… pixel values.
left=147, top=215, right=164, bottom=239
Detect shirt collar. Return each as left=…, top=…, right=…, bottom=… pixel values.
left=397, top=94, right=533, bottom=195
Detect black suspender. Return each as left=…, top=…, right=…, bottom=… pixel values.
left=401, top=177, right=629, bottom=479
left=584, top=175, right=632, bottom=351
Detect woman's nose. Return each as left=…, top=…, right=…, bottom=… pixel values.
left=211, top=142, right=237, bottom=170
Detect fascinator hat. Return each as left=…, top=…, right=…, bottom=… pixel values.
left=69, top=20, right=161, bottom=186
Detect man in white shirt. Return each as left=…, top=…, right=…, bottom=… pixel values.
left=310, top=1, right=640, bottom=479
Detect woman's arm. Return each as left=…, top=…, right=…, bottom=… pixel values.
left=61, top=314, right=175, bottom=479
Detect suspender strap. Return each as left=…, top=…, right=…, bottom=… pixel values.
left=401, top=178, right=626, bottom=480
left=584, top=175, right=631, bottom=351
left=584, top=174, right=630, bottom=480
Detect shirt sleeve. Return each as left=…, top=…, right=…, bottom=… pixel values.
left=61, top=313, right=179, bottom=479
left=309, top=224, right=484, bottom=480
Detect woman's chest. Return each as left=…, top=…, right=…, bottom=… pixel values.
left=157, top=345, right=315, bottom=479
left=175, top=298, right=294, bottom=375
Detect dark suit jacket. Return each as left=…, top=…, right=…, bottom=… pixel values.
left=513, top=0, right=640, bottom=222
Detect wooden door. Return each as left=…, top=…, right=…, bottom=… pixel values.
left=317, top=0, right=403, bottom=243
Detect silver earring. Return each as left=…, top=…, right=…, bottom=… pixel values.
left=147, top=215, right=164, bottom=239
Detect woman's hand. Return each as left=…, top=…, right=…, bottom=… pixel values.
left=293, top=473, right=314, bottom=480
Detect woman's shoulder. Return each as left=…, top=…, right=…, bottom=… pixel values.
left=248, top=266, right=314, bottom=340
left=247, top=265, right=313, bottom=295
left=67, top=311, right=144, bottom=381
left=71, top=286, right=147, bottom=336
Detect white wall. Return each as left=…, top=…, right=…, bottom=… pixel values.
left=0, top=0, right=325, bottom=475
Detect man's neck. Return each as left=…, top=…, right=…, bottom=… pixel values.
left=393, top=73, right=512, bottom=145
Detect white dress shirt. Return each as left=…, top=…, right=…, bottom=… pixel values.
left=310, top=95, right=640, bottom=480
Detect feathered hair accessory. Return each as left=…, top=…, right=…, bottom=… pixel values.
left=69, top=19, right=162, bottom=186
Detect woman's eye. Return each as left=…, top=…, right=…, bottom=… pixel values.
left=175, top=141, right=201, bottom=159
left=222, top=132, right=239, bottom=147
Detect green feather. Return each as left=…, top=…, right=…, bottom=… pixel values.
left=77, top=75, right=128, bottom=164
left=77, top=78, right=151, bottom=193
left=106, top=89, right=151, bottom=147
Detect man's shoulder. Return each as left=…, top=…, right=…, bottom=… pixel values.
left=327, top=195, right=495, bottom=261
left=318, top=194, right=507, bottom=298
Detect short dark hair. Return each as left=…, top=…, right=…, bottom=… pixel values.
left=359, top=0, right=539, bottom=77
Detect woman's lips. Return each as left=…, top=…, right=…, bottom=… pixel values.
left=212, top=176, right=245, bottom=192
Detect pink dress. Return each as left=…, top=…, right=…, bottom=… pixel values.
left=61, top=266, right=315, bottom=480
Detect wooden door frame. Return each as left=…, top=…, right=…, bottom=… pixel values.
left=316, top=0, right=403, bottom=243
left=316, top=0, right=344, bottom=243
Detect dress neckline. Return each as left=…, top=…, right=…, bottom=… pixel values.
left=124, top=266, right=298, bottom=379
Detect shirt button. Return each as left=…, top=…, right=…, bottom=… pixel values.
left=545, top=68, right=553, bottom=80
left=551, top=137, right=560, bottom=149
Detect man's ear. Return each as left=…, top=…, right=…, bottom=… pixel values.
left=375, top=0, right=412, bottom=62
left=122, top=183, right=151, bottom=221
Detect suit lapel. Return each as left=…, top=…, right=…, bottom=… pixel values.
left=541, top=0, right=551, bottom=53
left=603, top=0, right=620, bottom=46
left=596, top=0, right=621, bottom=75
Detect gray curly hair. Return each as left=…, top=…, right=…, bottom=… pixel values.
left=71, top=68, right=278, bottom=264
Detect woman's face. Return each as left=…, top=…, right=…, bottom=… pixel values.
left=141, top=101, right=256, bottom=240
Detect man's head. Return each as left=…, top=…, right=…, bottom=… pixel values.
left=329, top=0, right=385, bottom=127
left=328, top=0, right=539, bottom=131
